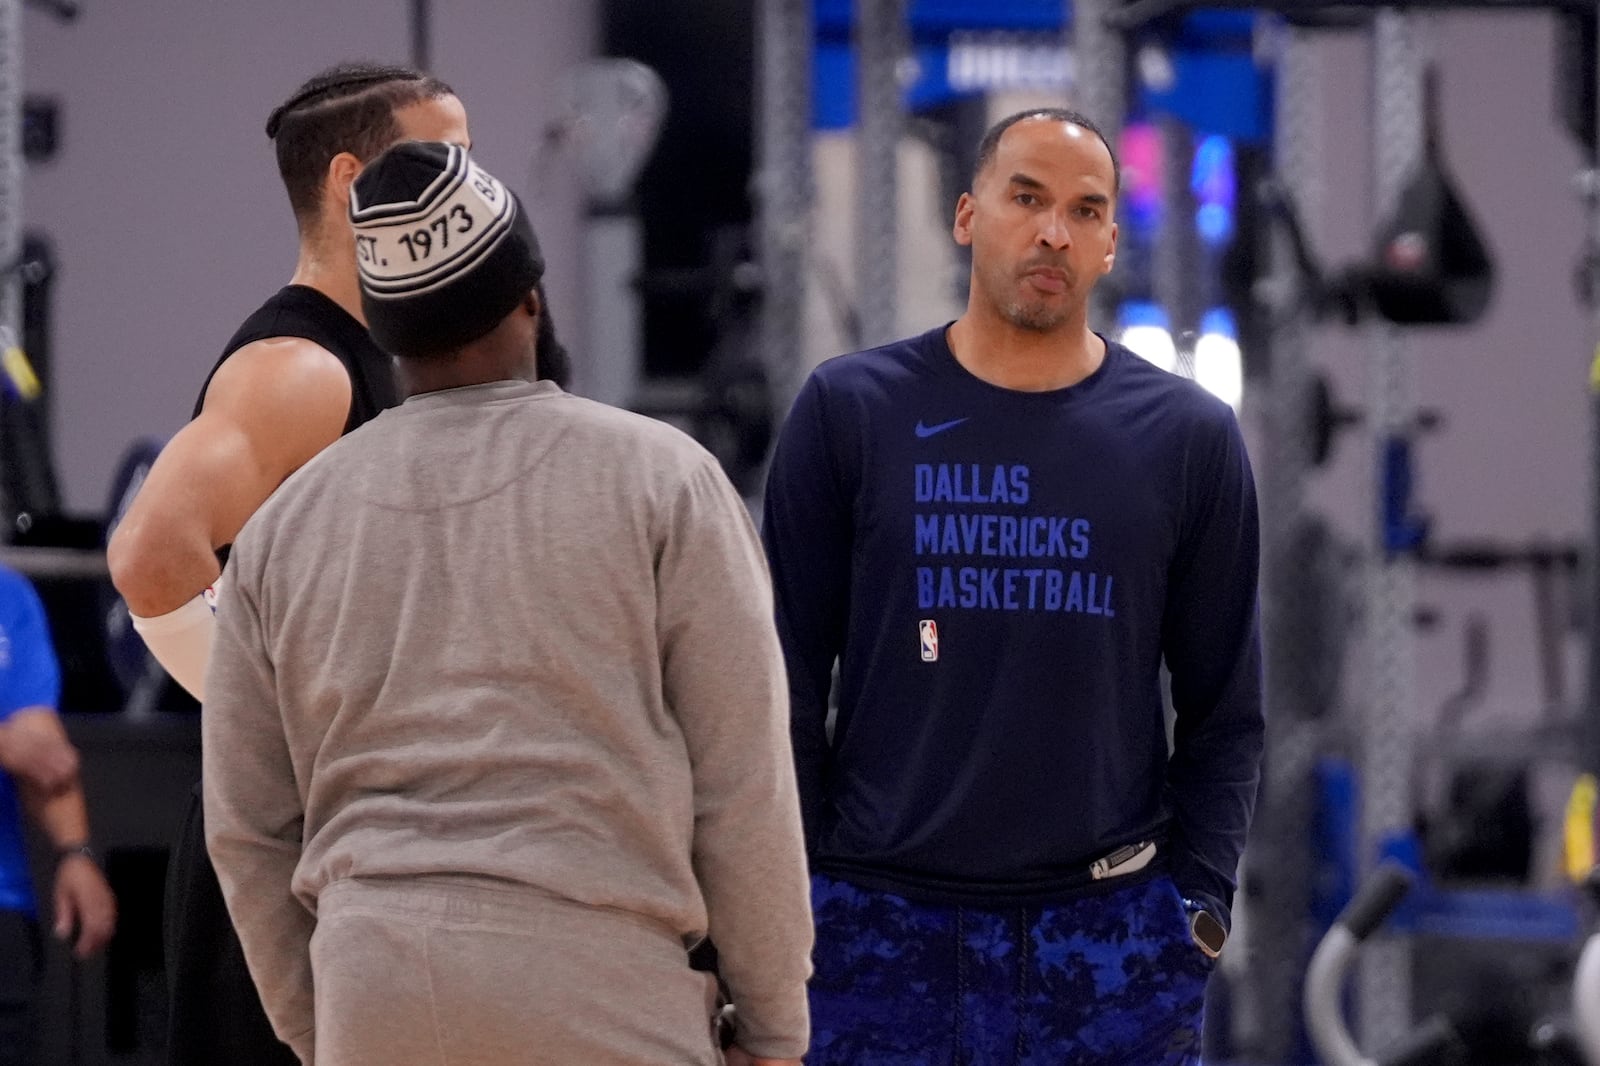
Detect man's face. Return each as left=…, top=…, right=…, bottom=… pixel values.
left=393, top=93, right=471, bottom=149
left=953, top=118, right=1118, bottom=333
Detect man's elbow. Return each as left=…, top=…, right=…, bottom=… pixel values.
left=107, top=521, right=192, bottom=617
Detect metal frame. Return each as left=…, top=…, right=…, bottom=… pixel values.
left=854, top=0, right=906, bottom=349
left=1154, top=115, right=1201, bottom=374
left=0, top=0, right=18, bottom=380
left=1071, top=0, right=1127, bottom=164
left=1356, top=11, right=1427, bottom=1050
left=1071, top=0, right=1128, bottom=333
left=756, top=0, right=816, bottom=413
left=1095, top=0, right=1595, bottom=1056
left=1245, top=23, right=1330, bottom=1061
left=409, top=0, right=431, bottom=72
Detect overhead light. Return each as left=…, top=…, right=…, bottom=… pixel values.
left=1194, top=308, right=1243, bottom=409
left=1117, top=301, right=1177, bottom=373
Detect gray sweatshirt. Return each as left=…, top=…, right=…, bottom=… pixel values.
left=202, top=379, right=813, bottom=1061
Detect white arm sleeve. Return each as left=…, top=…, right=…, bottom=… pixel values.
left=130, top=592, right=216, bottom=700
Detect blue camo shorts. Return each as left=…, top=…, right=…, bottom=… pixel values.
left=805, top=871, right=1214, bottom=1065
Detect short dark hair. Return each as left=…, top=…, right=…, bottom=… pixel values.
left=534, top=280, right=572, bottom=388
left=267, top=62, right=455, bottom=225
left=973, top=107, right=1121, bottom=194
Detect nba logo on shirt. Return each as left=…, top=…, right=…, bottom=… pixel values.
left=203, top=569, right=226, bottom=614
left=919, top=619, right=939, bottom=662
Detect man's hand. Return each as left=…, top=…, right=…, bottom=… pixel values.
left=724, top=1049, right=802, bottom=1066
left=0, top=708, right=79, bottom=796
left=53, top=853, right=117, bottom=959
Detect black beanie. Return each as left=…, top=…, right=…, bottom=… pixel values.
left=350, top=140, right=544, bottom=359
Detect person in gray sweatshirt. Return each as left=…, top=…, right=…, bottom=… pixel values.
left=201, top=139, right=813, bottom=1066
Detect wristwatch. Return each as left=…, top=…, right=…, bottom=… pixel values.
left=1182, top=898, right=1227, bottom=959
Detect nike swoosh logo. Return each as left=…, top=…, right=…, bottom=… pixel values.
left=915, top=417, right=970, bottom=439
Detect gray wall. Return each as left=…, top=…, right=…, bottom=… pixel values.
left=1302, top=12, right=1592, bottom=750
left=22, top=0, right=597, bottom=516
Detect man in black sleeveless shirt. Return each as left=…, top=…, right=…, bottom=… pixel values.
left=106, top=63, right=472, bottom=1066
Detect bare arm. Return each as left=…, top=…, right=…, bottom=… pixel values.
left=107, top=337, right=353, bottom=617
left=0, top=706, right=78, bottom=795
left=11, top=713, right=116, bottom=958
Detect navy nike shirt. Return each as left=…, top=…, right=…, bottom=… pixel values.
left=761, top=325, right=1264, bottom=920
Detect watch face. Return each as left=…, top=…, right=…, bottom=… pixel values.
left=1189, top=909, right=1227, bottom=958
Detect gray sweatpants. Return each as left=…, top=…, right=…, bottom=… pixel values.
left=307, top=877, right=723, bottom=1066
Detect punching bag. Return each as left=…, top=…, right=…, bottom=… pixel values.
left=1365, top=64, right=1495, bottom=326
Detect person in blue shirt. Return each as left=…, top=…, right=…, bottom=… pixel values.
left=761, top=107, right=1264, bottom=1064
left=0, top=566, right=117, bottom=1066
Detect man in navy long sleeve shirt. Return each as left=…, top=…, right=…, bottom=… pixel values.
left=762, top=108, right=1263, bottom=1065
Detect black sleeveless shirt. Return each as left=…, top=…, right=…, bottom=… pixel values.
left=193, top=285, right=398, bottom=568
left=191, top=284, right=398, bottom=427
